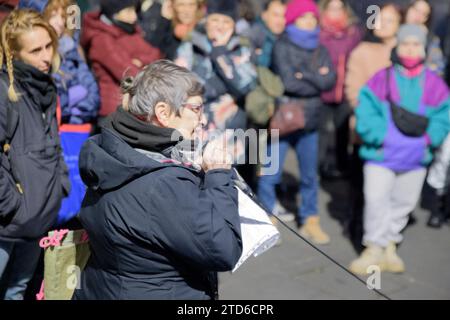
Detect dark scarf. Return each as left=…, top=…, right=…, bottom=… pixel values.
left=112, top=19, right=136, bottom=34
left=286, top=25, right=320, bottom=50
left=108, top=106, right=180, bottom=152
left=108, top=107, right=202, bottom=169
left=13, top=60, right=56, bottom=111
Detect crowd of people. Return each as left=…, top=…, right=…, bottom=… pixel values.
left=0, top=0, right=449, bottom=299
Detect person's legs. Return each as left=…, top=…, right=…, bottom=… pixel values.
left=0, top=240, right=14, bottom=299
left=347, top=144, right=364, bottom=246
left=349, top=164, right=396, bottom=274
left=334, top=103, right=350, bottom=174
left=295, top=130, right=330, bottom=244
left=295, top=130, right=319, bottom=223
left=257, top=136, right=290, bottom=215
left=0, top=240, right=14, bottom=280
left=387, top=168, right=427, bottom=245
left=362, top=164, right=396, bottom=248
left=318, top=104, right=334, bottom=172
left=2, top=240, right=41, bottom=300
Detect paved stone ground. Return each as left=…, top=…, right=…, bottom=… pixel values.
left=219, top=150, right=450, bottom=300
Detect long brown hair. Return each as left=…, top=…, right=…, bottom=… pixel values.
left=0, top=9, right=60, bottom=102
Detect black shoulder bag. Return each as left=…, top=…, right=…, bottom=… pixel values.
left=386, top=68, right=429, bottom=137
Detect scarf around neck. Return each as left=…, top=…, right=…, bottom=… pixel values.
left=109, top=107, right=202, bottom=170
left=391, top=49, right=425, bottom=78
left=12, top=60, right=56, bottom=111
left=286, top=25, right=320, bottom=50
left=112, top=19, right=136, bottom=34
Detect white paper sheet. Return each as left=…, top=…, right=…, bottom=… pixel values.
left=232, top=187, right=280, bottom=272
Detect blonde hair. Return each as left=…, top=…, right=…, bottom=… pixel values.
left=0, top=9, right=60, bottom=102
left=43, top=0, right=76, bottom=37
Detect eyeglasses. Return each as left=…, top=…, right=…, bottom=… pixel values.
left=182, top=102, right=204, bottom=113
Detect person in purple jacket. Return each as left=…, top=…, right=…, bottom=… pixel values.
left=318, top=0, right=363, bottom=180
left=350, top=24, right=450, bottom=275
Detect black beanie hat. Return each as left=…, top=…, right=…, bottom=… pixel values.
left=100, top=0, right=138, bottom=19
left=207, top=0, right=239, bottom=21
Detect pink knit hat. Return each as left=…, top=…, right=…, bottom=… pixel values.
left=285, top=0, right=320, bottom=26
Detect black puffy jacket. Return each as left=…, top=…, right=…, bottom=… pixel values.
left=73, top=109, right=242, bottom=300
left=0, top=72, right=69, bottom=241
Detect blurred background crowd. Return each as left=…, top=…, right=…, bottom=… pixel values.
left=0, top=0, right=449, bottom=299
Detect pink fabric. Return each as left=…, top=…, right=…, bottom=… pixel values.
left=285, top=0, right=319, bottom=25
left=400, top=57, right=423, bottom=68
left=399, top=57, right=424, bottom=77
left=36, top=281, right=45, bottom=301
left=321, top=13, right=349, bottom=34
left=39, top=229, right=70, bottom=249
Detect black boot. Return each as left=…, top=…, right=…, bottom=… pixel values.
left=427, top=189, right=446, bottom=229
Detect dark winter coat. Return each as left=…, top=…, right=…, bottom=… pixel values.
left=73, top=108, right=242, bottom=300
left=0, top=72, right=70, bottom=241
left=272, top=34, right=337, bottom=131
left=138, top=1, right=181, bottom=60
left=81, top=12, right=162, bottom=117
left=246, top=17, right=279, bottom=68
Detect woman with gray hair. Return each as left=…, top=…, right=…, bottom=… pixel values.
left=73, top=60, right=242, bottom=300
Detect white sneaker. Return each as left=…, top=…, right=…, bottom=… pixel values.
left=272, top=201, right=296, bottom=222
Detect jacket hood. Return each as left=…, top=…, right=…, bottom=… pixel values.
left=80, top=107, right=196, bottom=191
left=79, top=128, right=176, bottom=192
left=82, top=11, right=138, bottom=49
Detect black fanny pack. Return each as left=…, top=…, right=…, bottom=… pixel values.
left=386, top=69, right=429, bottom=137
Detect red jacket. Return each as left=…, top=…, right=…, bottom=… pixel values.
left=81, top=12, right=162, bottom=117
left=0, top=0, right=18, bottom=24
left=319, top=24, right=363, bottom=104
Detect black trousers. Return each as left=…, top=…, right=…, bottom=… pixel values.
left=319, top=102, right=351, bottom=172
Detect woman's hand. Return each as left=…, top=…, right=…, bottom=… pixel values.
left=132, top=59, right=143, bottom=68
left=161, top=0, right=174, bottom=20
left=211, top=29, right=233, bottom=47
left=202, top=136, right=233, bottom=172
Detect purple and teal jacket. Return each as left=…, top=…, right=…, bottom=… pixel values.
left=355, top=66, right=450, bottom=172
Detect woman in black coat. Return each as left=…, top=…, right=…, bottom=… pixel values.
left=0, top=9, right=69, bottom=300
left=73, top=60, right=242, bottom=300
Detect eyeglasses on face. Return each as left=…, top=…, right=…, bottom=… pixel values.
left=181, top=102, right=204, bottom=113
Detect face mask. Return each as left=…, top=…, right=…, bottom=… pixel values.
left=321, top=12, right=348, bottom=32
left=399, top=56, right=424, bottom=69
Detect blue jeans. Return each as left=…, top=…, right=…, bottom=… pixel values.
left=258, top=130, right=319, bottom=223
left=0, top=240, right=41, bottom=300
